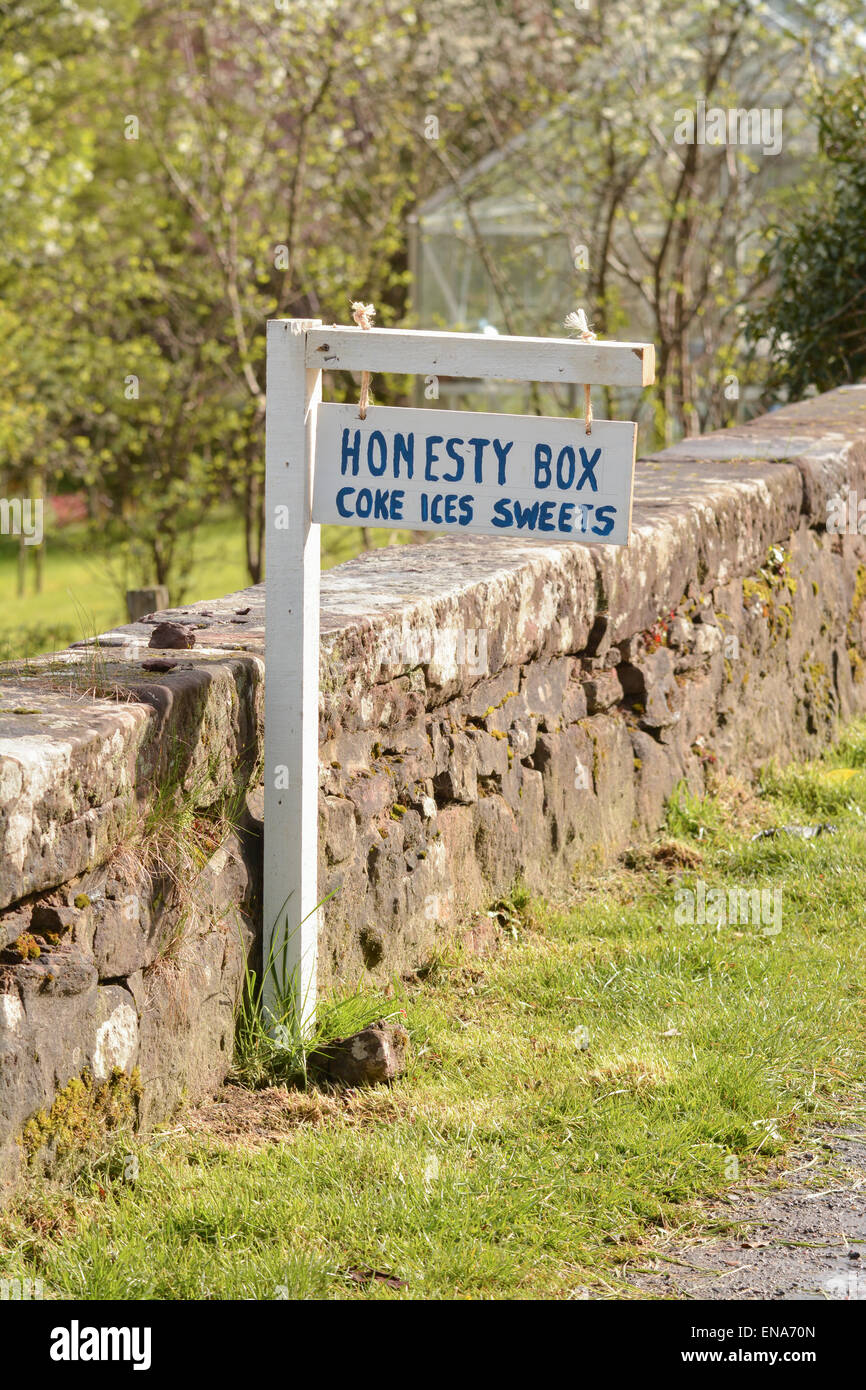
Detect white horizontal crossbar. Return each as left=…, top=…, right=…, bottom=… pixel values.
left=302, top=325, right=655, bottom=388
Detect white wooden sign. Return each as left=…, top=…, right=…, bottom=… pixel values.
left=264, top=319, right=654, bottom=1030
left=313, top=405, right=635, bottom=545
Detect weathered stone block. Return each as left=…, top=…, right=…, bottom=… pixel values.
left=433, top=732, right=478, bottom=805
left=583, top=668, right=624, bottom=714
left=322, top=796, right=357, bottom=865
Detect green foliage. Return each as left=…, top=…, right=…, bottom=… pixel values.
left=2, top=0, right=865, bottom=607
left=746, top=68, right=866, bottom=398
left=0, top=1, right=427, bottom=594
left=4, top=0, right=614, bottom=594
left=412, top=0, right=865, bottom=441
left=0, top=621, right=80, bottom=663
left=664, top=780, right=723, bottom=841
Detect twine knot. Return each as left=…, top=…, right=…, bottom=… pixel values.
left=564, top=309, right=597, bottom=435
left=351, top=300, right=376, bottom=419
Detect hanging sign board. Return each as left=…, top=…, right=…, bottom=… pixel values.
left=312, top=405, right=636, bottom=545
left=264, top=318, right=655, bottom=1030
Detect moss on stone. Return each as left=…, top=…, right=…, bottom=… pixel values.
left=481, top=693, right=517, bottom=721
left=742, top=547, right=797, bottom=643
left=2, top=932, right=42, bottom=962
left=804, top=659, right=832, bottom=714
left=742, top=580, right=791, bottom=641
left=19, top=1066, right=142, bottom=1163
left=846, top=566, right=866, bottom=672
left=320, top=661, right=347, bottom=696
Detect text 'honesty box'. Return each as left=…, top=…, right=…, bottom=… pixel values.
left=312, top=404, right=637, bottom=545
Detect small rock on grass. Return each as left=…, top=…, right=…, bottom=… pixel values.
left=312, top=1018, right=408, bottom=1087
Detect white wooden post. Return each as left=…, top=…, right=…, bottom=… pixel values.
left=264, top=318, right=322, bottom=1032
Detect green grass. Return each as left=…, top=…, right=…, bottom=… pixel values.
left=0, top=512, right=416, bottom=659
left=2, top=727, right=866, bottom=1299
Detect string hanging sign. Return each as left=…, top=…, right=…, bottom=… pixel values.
left=313, top=304, right=639, bottom=547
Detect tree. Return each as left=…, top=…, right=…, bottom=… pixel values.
left=0, top=0, right=121, bottom=593
left=1, top=1, right=456, bottom=591
left=4, top=0, right=863, bottom=606
left=746, top=67, right=866, bottom=400
left=410, top=0, right=864, bottom=441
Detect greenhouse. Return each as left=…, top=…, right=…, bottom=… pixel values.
left=408, top=6, right=822, bottom=432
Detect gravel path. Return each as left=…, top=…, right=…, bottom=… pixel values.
left=623, top=1123, right=866, bottom=1300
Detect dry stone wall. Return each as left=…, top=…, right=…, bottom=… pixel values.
left=2, top=383, right=866, bottom=1190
